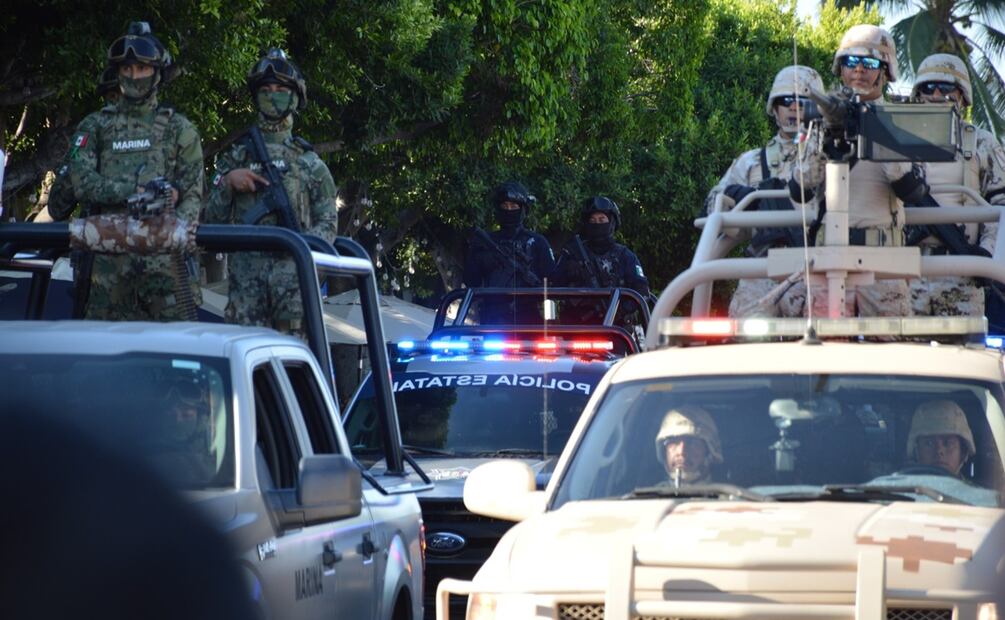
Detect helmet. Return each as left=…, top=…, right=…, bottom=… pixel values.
left=580, top=196, right=621, bottom=230
left=912, top=53, right=972, bottom=106
left=906, top=400, right=976, bottom=460
left=654, top=405, right=723, bottom=465
left=107, top=21, right=173, bottom=70
left=765, top=65, right=825, bottom=116
left=491, top=181, right=535, bottom=212
left=96, top=66, right=119, bottom=97
left=832, top=24, right=898, bottom=82
left=246, top=48, right=308, bottom=111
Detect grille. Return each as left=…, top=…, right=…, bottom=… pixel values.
left=887, top=610, right=953, bottom=620
left=555, top=604, right=952, bottom=620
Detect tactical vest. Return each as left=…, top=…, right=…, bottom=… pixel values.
left=846, top=160, right=904, bottom=246
left=233, top=136, right=315, bottom=229
left=925, top=123, right=981, bottom=244
left=97, top=103, right=177, bottom=210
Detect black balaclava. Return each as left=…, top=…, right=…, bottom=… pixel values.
left=496, top=206, right=525, bottom=234
left=583, top=217, right=615, bottom=252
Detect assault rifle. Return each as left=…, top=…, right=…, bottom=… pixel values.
left=571, top=234, right=601, bottom=287
left=241, top=126, right=301, bottom=232
left=472, top=227, right=542, bottom=286
left=127, top=177, right=199, bottom=321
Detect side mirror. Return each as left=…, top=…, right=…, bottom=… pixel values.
left=298, top=454, right=362, bottom=525
left=464, top=460, right=546, bottom=522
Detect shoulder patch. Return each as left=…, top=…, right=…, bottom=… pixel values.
left=69, top=132, right=89, bottom=159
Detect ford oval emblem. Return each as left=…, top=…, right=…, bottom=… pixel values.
left=427, top=531, right=467, bottom=555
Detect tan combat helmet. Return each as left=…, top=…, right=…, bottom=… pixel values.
left=765, top=65, right=825, bottom=116
left=912, top=53, right=972, bottom=106
left=832, top=24, right=898, bottom=82
left=654, top=405, right=723, bottom=466
left=906, top=399, right=976, bottom=461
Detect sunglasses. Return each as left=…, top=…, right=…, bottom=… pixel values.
left=918, top=81, right=959, bottom=96
left=108, top=35, right=162, bottom=64
left=840, top=55, right=882, bottom=71
left=773, top=95, right=811, bottom=108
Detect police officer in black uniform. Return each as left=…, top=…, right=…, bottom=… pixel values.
left=463, top=181, right=555, bottom=287
left=554, top=196, right=650, bottom=297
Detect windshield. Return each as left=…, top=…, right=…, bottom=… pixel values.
left=552, top=374, right=1005, bottom=508
left=345, top=367, right=603, bottom=464
left=0, top=353, right=234, bottom=490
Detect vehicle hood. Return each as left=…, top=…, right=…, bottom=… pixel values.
left=488, top=500, right=1005, bottom=595
left=410, top=456, right=555, bottom=499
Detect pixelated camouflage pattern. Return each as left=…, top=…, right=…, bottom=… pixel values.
left=778, top=278, right=911, bottom=317
left=69, top=213, right=197, bottom=255
left=909, top=123, right=1005, bottom=316
left=204, top=124, right=338, bottom=333
left=705, top=134, right=797, bottom=215
left=909, top=276, right=984, bottom=317
left=728, top=278, right=791, bottom=318
left=67, top=94, right=203, bottom=321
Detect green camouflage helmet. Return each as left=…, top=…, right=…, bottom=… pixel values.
left=246, top=48, right=308, bottom=110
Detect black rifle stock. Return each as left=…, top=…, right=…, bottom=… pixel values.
left=472, top=227, right=541, bottom=286
left=240, top=126, right=301, bottom=232
left=572, top=235, right=601, bottom=287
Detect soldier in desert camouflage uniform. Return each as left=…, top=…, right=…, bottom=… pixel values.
left=906, top=54, right=1005, bottom=317
left=203, top=49, right=338, bottom=335
left=69, top=22, right=203, bottom=320
left=782, top=24, right=926, bottom=318
left=704, top=65, right=824, bottom=317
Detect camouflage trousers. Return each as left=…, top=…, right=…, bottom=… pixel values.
left=728, top=278, right=794, bottom=318
left=225, top=253, right=305, bottom=336
left=85, top=254, right=202, bottom=321
left=777, top=278, right=911, bottom=317
left=909, top=276, right=984, bottom=317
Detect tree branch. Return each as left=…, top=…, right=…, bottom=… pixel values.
left=0, top=84, right=57, bottom=107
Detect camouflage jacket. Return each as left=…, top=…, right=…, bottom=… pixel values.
left=69, top=95, right=204, bottom=220
left=924, top=123, right=1005, bottom=252
left=705, top=133, right=798, bottom=214
left=203, top=126, right=338, bottom=241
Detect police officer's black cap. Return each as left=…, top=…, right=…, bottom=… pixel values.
left=492, top=181, right=535, bottom=211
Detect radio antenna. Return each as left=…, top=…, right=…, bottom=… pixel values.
left=792, top=35, right=817, bottom=336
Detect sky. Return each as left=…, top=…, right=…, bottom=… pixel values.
left=795, top=0, right=1005, bottom=96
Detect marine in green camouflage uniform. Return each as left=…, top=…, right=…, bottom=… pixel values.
left=69, top=23, right=203, bottom=320
left=203, top=49, right=338, bottom=335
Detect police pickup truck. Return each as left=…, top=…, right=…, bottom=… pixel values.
left=0, top=223, right=427, bottom=620
left=342, top=287, right=648, bottom=617
left=437, top=100, right=1005, bottom=619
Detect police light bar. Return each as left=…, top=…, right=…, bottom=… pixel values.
left=660, top=316, right=987, bottom=344
left=393, top=337, right=616, bottom=356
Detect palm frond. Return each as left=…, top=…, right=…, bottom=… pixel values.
left=971, top=21, right=1005, bottom=64
left=965, top=52, right=1005, bottom=138
left=889, top=10, right=939, bottom=80
left=959, top=0, right=1005, bottom=26
left=828, top=0, right=914, bottom=10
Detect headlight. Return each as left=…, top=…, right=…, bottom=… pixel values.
left=979, top=603, right=999, bottom=620
left=467, top=593, right=538, bottom=620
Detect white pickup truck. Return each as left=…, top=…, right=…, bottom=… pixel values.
left=0, top=223, right=429, bottom=620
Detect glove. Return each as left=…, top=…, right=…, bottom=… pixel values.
left=968, top=244, right=992, bottom=258
left=723, top=184, right=756, bottom=205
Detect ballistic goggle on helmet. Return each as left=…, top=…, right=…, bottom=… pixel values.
left=246, top=48, right=308, bottom=110
left=107, top=21, right=172, bottom=70
left=580, top=196, right=621, bottom=230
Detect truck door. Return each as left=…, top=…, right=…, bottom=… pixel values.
left=251, top=358, right=340, bottom=618
left=279, top=354, right=377, bottom=620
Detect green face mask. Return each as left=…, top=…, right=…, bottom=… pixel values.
left=119, top=74, right=158, bottom=100
left=256, top=90, right=297, bottom=119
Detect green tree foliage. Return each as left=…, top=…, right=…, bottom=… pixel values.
left=1, top=0, right=879, bottom=304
